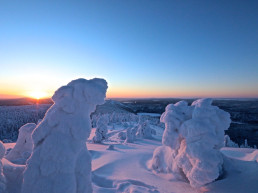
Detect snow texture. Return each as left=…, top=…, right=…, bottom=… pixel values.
left=0, top=141, right=6, bottom=193
left=93, top=115, right=108, bottom=143
left=5, top=123, right=36, bottom=164
left=151, top=98, right=231, bottom=188
left=21, top=78, right=108, bottom=193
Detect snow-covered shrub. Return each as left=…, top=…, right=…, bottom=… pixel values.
left=6, top=123, right=36, bottom=164
left=93, top=115, right=108, bottom=143
left=22, top=78, right=108, bottom=193
left=151, top=98, right=231, bottom=188
left=0, top=141, right=6, bottom=193
left=125, top=127, right=137, bottom=143
left=224, top=135, right=239, bottom=148
left=136, top=120, right=153, bottom=139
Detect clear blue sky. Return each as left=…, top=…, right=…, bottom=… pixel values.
left=0, top=0, right=257, bottom=98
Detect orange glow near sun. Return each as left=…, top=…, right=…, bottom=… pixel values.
left=28, top=90, right=48, bottom=100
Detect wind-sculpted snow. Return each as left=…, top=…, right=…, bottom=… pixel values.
left=151, top=98, right=231, bottom=188
left=22, top=78, right=108, bottom=193
left=6, top=123, right=36, bottom=164
left=0, top=141, right=6, bottom=192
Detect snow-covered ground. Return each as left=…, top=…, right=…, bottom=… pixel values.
left=2, top=124, right=258, bottom=193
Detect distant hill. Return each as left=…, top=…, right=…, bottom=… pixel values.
left=0, top=98, right=53, bottom=106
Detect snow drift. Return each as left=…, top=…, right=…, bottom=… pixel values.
left=151, top=98, right=231, bottom=188
left=21, top=78, right=108, bottom=193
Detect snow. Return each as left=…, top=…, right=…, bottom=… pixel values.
left=3, top=139, right=258, bottom=193
left=221, top=147, right=258, bottom=162
left=1, top=97, right=258, bottom=193
left=21, top=78, right=108, bottom=193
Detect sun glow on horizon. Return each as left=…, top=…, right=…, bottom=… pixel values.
left=28, top=90, right=48, bottom=100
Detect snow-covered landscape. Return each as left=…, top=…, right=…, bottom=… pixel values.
left=1, top=1, right=258, bottom=192
left=0, top=78, right=257, bottom=193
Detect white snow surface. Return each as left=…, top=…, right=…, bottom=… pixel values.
left=21, top=78, right=108, bottom=193
left=3, top=128, right=258, bottom=193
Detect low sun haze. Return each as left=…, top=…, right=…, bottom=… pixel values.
left=0, top=0, right=258, bottom=99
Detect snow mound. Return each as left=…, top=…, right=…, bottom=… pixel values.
left=115, top=180, right=159, bottom=193
left=151, top=98, right=231, bottom=188
left=22, top=78, right=108, bottom=193
left=5, top=123, right=36, bottom=164
left=221, top=147, right=258, bottom=162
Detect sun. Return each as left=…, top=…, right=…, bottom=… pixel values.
left=28, top=90, right=48, bottom=100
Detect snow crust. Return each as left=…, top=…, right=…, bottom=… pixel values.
left=5, top=123, right=36, bottom=164
left=21, top=78, right=108, bottom=193
left=151, top=98, right=231, bottom=188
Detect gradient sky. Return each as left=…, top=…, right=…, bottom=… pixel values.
left=0, top=0, right=258, bottom=99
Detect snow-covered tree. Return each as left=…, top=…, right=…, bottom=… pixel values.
left=22, top=78, right=108, bottom=193
left=93, top=115, right=108, bottom=143
left=240, top=139, right=251, bottom=148
left=6, top=123, right=36, bottom=164
left=0, top=141, right=6, bottom=193
left=136, top=120, right=154, bottom=139
left=125, top=127, right=137, bottom=143
left=224, top=135, right=239, bottom=148
left=151, top=99, right=231, bottom=188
